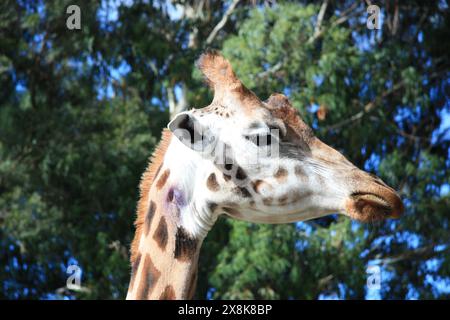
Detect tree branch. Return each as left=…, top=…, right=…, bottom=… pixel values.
left=323, top=80, right=406, bottom=132
left=256, top=60, right=284, bottom=79
left=206, top=0, right=241, bottom=45
left=313, top=0, right=329, bottom=39
left=307, top=2, right=360, bottom=44
left=323, top=68, right=448, bottom=132
left=375, top=243, right=448, bottom=265
left=168, top=82, right=188, bottom=119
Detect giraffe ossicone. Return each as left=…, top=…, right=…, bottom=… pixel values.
left=126, top=50, right=404, bottom=300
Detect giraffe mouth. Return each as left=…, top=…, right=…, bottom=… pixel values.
left=346, top=192, right=403, bottom=222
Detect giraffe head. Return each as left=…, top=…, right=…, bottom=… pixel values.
left=168, top=51, right=403, bottom=232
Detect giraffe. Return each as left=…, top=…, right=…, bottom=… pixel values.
left=126, top=51, right=404, bottom=300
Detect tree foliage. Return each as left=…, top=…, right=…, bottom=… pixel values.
left=0, top=0, right=449, bottom=299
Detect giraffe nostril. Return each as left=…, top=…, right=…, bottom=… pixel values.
left=347, top=191, right=404, bottom=222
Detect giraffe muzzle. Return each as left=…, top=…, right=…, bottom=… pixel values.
left=309, top=138, right=404, bottom=221
left=346, top=188, right=404, bottom=222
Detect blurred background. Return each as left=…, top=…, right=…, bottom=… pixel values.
left=0, top=0, right=449, bottom=299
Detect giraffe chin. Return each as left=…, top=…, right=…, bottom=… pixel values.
left=345, top=192, right=404, bottom=222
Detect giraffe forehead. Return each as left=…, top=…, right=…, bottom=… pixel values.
left=194, top=103, right=269, bottom=126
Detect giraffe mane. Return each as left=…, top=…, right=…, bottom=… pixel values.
left=130, top=129, right=172, bottom=264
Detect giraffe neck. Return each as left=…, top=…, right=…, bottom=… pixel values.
left=126, top=169, right=204, bottom=300
left=126, top=131, right=216, bottom=299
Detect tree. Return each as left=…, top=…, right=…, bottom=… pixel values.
left=0, top=0, right=448, bottom=299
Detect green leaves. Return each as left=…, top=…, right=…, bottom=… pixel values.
left=1, top=0, right=449, bottom=300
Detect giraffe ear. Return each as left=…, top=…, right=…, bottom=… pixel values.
left=168, top=112, right=216, bottom=153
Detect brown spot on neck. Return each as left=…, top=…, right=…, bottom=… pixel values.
left=156, top=169, right=170, bottom=190
left=144, top=201, right=156, bottom=236
left=136, top=254, right=161, bottom=299
left=174, top=227, right=198, bottom=262
left=153, top=216, right=168, bottom=250
left=128, top=253, right=142, bottom=291
left=159, top=285, right=176, bottom=300
left=154, top=163, right=163, bottom=180
left=186, top=270, right=198, bottom=299
left=167, top=188, right=174, bottom=202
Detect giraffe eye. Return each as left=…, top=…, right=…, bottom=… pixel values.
left=245, top=134, right=272, bottom=146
